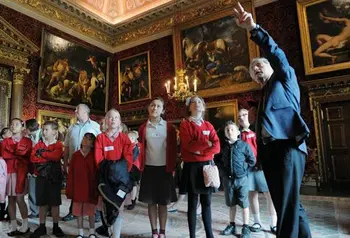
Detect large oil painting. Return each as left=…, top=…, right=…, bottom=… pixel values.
left=297, top=0, right=350, bottom=75
left=173, top=2, right=259, bottom=97
left=38, top=30, right=110, bottom=112
left=118, top=51, right=151, bottom=104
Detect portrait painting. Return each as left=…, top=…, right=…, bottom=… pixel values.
left=297, top=0, right=350, bottom=75
left=173, top=2, right=259, bottom=97
left=205, top=100, right=238, bottom=138
left=37, top=110, right=75, bottom=141
left=118, top=51, right=151, bottom=104
left=38, top=30, right=110, bottom=112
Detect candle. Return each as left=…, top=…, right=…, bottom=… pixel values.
left=193, top=79, right=197, bottom=92
left=167, top=80, right=171, bottom=94
left=185, top=75, right=189, bottom=88
left=174, top=77, right=177, bottom=90
left=165, top=83, right=169, bottom=94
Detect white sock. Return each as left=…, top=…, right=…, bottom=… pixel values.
left=253, top=213, right=261, bottom=224
left=269, top=215, right=277, bottom=227
left=78, top=228, right=84, bottom=236
left=10, top=220, right=17, bottom=232
left=19, top=218, right=28, bottom=232
left=89, top=228, right=95, bottom=235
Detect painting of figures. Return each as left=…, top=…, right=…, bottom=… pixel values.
left=173, top=3, right=259, bottom=97
left=38, top=30, right=110, bottom=112
left=298, top=0, right=350, bottom=74
left=118, top=51, right=151, bottom=104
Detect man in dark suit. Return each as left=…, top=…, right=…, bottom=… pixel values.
left=233, top=3, right=312, bottom=238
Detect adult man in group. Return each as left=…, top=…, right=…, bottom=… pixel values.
left=62, top=104, right=101, bottom=221
left=232, top=3, right=311, bottom=238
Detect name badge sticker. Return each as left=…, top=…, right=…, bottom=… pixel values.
left=104, top=146, right=114, bottom=151
left=116, top=189, right=126, bottom=198
left=202, top=130, right=210, bottom=136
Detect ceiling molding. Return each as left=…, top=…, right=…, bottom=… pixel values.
left=0, top=0, right=279, bottom=53
left=0, top=16, right=39, bottom=67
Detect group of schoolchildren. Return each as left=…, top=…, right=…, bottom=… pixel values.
left=0, top=95, right=276, bottom=238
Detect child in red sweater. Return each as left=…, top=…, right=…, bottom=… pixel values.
left=1, top=118, right=32, bottom=236
left=30, top=121, right=65, bottom=238
left=179, top=96, right=220, bottom=238
left=67, top=132, right=98, bottom=238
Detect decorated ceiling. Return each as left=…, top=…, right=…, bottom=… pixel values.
left=1, top=0, right=276, bottom=52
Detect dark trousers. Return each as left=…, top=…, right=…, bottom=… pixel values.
left=261, top=140, right=311, bottom=238
left=187, top=192, right=214, bottom=238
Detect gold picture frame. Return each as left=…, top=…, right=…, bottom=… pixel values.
left=37, top=30, right=110, bottom=113
left=37, top=110, right=75, bottom=141
left=297, top=0, right=350, bottom=75
left=118, top=51, right=151, bottom=104
left=205, top=99, right=239, bottom=131
left=173, top=1, right=259, bottom=98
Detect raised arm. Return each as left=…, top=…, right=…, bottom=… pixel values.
left=233, top=2, right=290, bottom=73
left=320, top=13, right=349, bottom=23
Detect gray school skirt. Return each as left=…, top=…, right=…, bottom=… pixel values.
left=138, top=165, right=177, bottom=205
left=247, top=169, right=269, bottom=192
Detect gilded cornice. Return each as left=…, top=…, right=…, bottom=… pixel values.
left=114, top=0, right=250, bottom=47
left=9, top=0, right=115, bottom=46
left=1, top=0, right=277, bottom=52
left=0, top=16, right=38, bottom=67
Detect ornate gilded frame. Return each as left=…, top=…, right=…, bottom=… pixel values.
left=37, top=30, right=110, bottom=113
left=0, top=77, right=12, bottom=128
left=297, top=0, right=350, bottom=75
left=37, top=109, right=75, bottom=127
left=205, top=99, right=239, bottom=128
left=173, top=2, right=259, bottom=98
left=118, top=51, right=152, bottom=104
left=302, top=75, right=350, bottom=186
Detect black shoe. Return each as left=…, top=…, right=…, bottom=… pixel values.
left=241, top=225, right=251, bottom=238
left=127, top=199, right=136, bottom=210
left=62, top=213, right=76, bottom=221
left=8, top=228, right=30, bottom=237
left=270, top=225, right=277, bottom=234
left=53, top=226, right=65, bottom=237
left=249, top=222, right=262, bottom=232
left=28, top=213, right=39, bottom=219
left=96, top=225, right=110, bottom=237
left=30, top=226, right=47, bottom=238
left=220, top=224, right=236, bottom=235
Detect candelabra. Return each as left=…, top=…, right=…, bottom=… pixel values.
left=165, top=69, right=198, bottom=101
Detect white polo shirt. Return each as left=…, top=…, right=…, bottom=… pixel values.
left=64, top=118, right=101, bottom=161
left=145, top=119, right=167, bottom=166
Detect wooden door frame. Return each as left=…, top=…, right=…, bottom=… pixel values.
left=302, top=75, right=350, bottom=188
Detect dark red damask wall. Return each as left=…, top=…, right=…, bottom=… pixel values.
left=3, top=1, right=342, bottom=147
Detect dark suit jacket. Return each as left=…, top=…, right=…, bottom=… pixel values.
left=251, top=25, right=309, bottom=154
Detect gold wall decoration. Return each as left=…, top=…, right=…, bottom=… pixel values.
left=0, top=67, right=12, bottom=129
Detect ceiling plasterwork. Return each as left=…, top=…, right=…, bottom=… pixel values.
left=0, top=0, right=277, bottom=52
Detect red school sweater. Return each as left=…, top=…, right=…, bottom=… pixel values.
left=66, top=150, right=98, bottom=204
left=30, top=140, right=64, bottom=176
left=138, top=121, right=177, bottom=173
left=240, top=130, right=258, bottom=158
left=179, top=119, right=220, bottom=162
left=1, top=136, right=32, bottom=193
left=95, top=132, right=133, bottom=172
